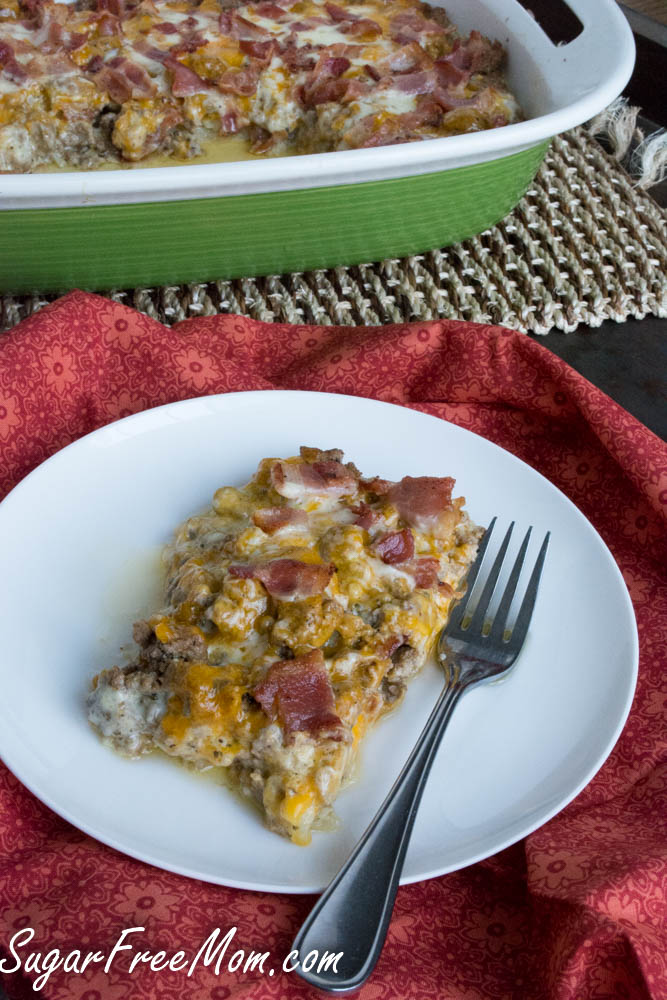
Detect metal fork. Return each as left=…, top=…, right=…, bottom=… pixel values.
left=291, top=518, right=550, bottom=994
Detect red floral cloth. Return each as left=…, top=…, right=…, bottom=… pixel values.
left=0, top=290, right=665, bottom=1000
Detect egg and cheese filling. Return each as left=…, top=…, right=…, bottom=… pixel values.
left=88, top=446, right=481, bottom=844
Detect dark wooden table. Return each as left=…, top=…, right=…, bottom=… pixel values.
left=538, top=314, right=667, bottom=441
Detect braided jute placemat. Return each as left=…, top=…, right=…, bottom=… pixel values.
left=2, top=110, right=666, bottom=335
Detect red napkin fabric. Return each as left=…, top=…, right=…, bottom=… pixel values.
left=0, top=290, right=665, bottom=1000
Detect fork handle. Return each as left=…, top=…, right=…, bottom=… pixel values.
left=291, top=681, right=465, bottom=993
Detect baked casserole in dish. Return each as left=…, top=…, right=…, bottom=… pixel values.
left=0, top=0, right=522, bottom=169
left=0, top=0, right=634, bottom=292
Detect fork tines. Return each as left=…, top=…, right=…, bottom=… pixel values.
left=449, top=518, right=550, bottom=651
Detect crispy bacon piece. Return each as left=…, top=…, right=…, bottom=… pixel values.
left=234, top=14, right=271, bottom=41
left=252, top=507, right=307, bottom=534
left=388, top=476, right=456, bottom=535
left=325, top=2, right=354, bottom=22
left=350, top=501, right=380, bottom=531
left=324, top=1, right=379, bottom=37
left=282, top=43, right=316, bottom=71
left=343, top=78, right=373, bottom=102
left=388, top=68, right=440, bottom=95
left=19, top=0, right=44, bottom=17
left=23, top=0, right=65, bottom=51
left=300, top=51, right=351, bottom=108
left=409, top=557, right=440, bottom=588
left=97, top=0, right=128, bottom=20
left=434, top=61, right=468, bottom=88
left=376, top=49, right=477, bottom=111
left=361, top=476, right=393, bottom=496
left=444, top=39, right=470, bottom=70
left=254, top=1, right=287, bottom=17
left=379, top=634, right=406, bottom=658
left=271, top=459, right=358, bottom=500
left=96, top=12, right=119, bottom=37
left=122, top=58, right=155, bottom=91
left=253, top=650, right=344, bottom=739
left=168, top=58, right=210, bottom=96
left=96, top=56, right=156, bottom=103
left=65, top=31, right=88, bottom=51
left=239, top=38, right=277, bottom=62
left=280, top=39, right=317, bottom=72
left=7, top=38, right=34, bottom=55
left=247, top=123, right=275, bottom=152
left=432, top=88, right=476, bottom=112
left=433, top=32, right=503, bottom=84
left=347, top=95, right=442, bottom=148
left=218, top=9, right=235, bottom=34
left=132, top=39, right=168, bottom=63
left=378, top=41, right=432, bottom=75
left=220, top=110, right=241, bottom=133
left=435, top=43, right=470, bottom=87
left=300, top=74, right=348, bottom=107
left=140, top=0, right=162, bottom=16
left=0, top=43, right=29, bottom=84
left=372, top=529, right=415, bottom=565
left=288, top=16, right=328, bottom=32
left=97, top=0, right=125, bottom=15
left=26, top=49, right=75, bottom=78
left=390, top=9, right=447, bottom=45
left=220, top=11, right=272, bottom=41
left=341, top=18, right=381, bottom=40
left=171, top=32, right=207, bottom=55
left=229, top=559, right=334, bottom=600
left=217, top=64, right=261, bottom=96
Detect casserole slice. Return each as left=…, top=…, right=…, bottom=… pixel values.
left=87, top=447, right=481, bottom=844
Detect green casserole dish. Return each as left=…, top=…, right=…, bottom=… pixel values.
left=0, top=0, right=634, bottom=293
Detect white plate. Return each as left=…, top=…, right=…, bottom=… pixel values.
left=0, top=391, right=637, bottom=893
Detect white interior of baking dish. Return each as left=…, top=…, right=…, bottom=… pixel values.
left=0, top=0, right=634, bottom=208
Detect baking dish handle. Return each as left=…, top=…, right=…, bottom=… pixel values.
left=541, top=0, right=635, bottom=102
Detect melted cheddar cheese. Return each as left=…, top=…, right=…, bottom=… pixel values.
left=87, top=447, right=481, bottom=844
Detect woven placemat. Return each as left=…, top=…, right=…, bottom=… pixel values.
left=2, top=118, right=666, bottom=335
